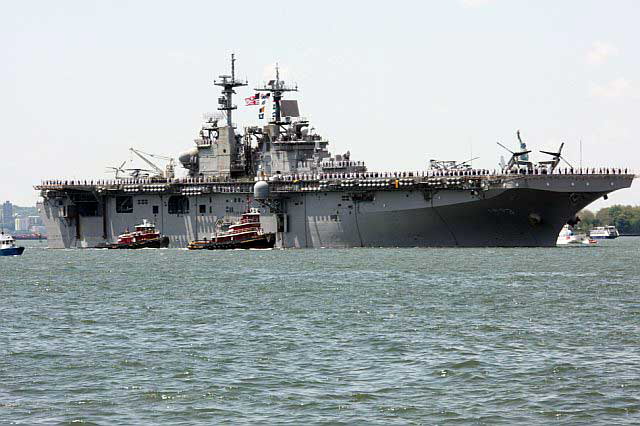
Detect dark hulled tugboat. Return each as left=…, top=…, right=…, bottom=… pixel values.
left=108, top=219, right=170, bottom=249
left=188, top=209, right=275, bottom=250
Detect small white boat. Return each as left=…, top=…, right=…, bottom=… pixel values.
left=557, top=225, right=596, bottom=246
left=589, top=225, right=619, bottom=239
left=0, top=232, right=25, bottom=256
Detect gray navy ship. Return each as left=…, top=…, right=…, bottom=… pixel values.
left=36, top=55, right=634, bottom=248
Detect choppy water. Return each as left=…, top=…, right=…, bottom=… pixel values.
left=1, top=239, right=640, bottom=424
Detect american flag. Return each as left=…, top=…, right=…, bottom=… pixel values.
left=245, top=96, right=258, bottom=106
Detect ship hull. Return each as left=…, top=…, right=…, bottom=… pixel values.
left=0, top=247, right=25, bottom=256
left=188, top=233, right=276, bottom=250
left=37, top=174, right=634, bottom=249
left=106, top=236, right=170, bottom=249
left=276, top=189, right=607, bottom=248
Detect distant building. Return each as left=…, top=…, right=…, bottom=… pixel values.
left=28, top=215, right=43, bottom=228
left=1, top=201, right=14, bottom=232
left=31, top=225, right=47, bottom=235
left=15, top=217, right=30, bottom=232
left=1, top=201, right=13, bottom=225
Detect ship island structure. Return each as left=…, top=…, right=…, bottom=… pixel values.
left=36, top=56, right=634, bottom=249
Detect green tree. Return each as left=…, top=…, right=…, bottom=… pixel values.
left=594, top=205, right=640, bottom=235
left=576, top=209, right=595, bottom=231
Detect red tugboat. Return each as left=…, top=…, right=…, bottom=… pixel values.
left=108, top=219, right=170, bottom=249
left=188, top=209, right=275, bottom=250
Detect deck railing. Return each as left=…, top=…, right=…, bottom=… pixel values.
left=34, top=166, right=634, bottom=194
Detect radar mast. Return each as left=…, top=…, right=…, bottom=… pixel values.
left=214, top=53, right=247, bottom=128
left=255, top=63, right=298, bottom=125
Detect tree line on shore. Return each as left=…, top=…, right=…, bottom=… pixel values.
left=578, top=205, right=640, bottom=235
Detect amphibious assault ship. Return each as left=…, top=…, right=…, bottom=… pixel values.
left=36, top=56, right=634, bottom=248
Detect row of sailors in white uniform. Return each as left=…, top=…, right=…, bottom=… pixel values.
left=505, top=167, right=629, bottom=176
left=38, top=167, right=630, bottom=187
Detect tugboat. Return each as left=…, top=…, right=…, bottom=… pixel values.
left=0, top=232, right=25, bottom=256
left=188, top=209, right=275, bottom=250
left=108, top=219, right=170, bottom=249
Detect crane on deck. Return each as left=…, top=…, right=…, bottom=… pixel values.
left=129, top=148, right=176, bottom=179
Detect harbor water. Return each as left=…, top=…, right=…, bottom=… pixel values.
left=1, top=239, right=639, bottom=424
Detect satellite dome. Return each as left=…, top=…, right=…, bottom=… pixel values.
left=178, top=148, right=198, bottom=166
left=253, top=180, right=269, bottom=199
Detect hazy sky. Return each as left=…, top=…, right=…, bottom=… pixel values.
left=2, top=0, right=638, bottom=208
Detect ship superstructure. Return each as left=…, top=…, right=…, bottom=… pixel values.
left=36, top=56, right=635, bottom=248
left=178, top=59, right=363, bottom=181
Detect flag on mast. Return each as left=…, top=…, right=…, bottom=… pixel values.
left=245, top=93, right=262, bottom=106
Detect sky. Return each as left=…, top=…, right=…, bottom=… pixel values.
left=1, top=0, right=639, bottom=209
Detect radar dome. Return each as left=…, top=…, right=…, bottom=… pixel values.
left=253, top=181, right=270, bottom=199
left=178, top=148, right=198, bottom=167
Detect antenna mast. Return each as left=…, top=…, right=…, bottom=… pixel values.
left=255, top=62, right=298, bottom=125
left=214, top=53, right=247, bottom=127
left=579, top=139, right=583, bottom=170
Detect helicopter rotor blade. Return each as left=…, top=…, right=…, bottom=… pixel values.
left=497, top=142, right=514, bottom=154
left=125, top=168, right=154, bottom=172
left=540, top=142, right=565, bottom=158
left=458, top=156, right=480, bottom=166
left=560, top=156, right=574, bottom=169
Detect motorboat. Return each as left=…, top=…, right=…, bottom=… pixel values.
left=557, top=225, right=596, bottom=246
left=589, top=225, right=619, bottom=239
left=0, top=232, right=25, bottom=256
